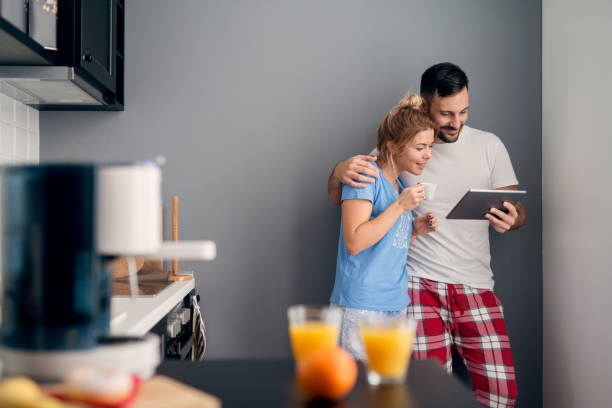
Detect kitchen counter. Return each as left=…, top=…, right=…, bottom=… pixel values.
left=110, top=275, right=195, bottom=336
left=157, top=359, right=479, bottom=408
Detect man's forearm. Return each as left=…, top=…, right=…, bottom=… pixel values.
left=509, top=202, right=526, bottom=230
left=327, top=155, right=379, bottom=205
left=328, top=169, right=342, bottom=205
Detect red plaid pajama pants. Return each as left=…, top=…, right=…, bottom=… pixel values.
left=407, top=276, right=518, bottom=408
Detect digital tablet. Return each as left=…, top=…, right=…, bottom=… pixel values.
left=446, top=189, right=527, bottom=220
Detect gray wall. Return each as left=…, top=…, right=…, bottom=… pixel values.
left=41, top=1, right=542, bottom=405
left=543, top=0, right=612, bottom=406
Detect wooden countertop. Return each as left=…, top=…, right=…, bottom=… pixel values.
left=112, top=269, right=174, bottom=296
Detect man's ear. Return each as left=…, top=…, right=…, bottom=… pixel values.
left=421, top=98, right=429, bottom=111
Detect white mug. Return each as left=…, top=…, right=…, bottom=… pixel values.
left=420, top=182, right=438, bottom=200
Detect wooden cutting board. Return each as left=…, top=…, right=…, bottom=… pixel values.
left=112, top=269, right=173, bottom=296
left=132, top=375, right=220, bottom=408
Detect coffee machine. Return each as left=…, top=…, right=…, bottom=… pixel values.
left=0, top=161, right=215, bottom=381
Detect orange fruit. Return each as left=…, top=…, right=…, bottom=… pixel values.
left=296, top=346, right=358, bottom=401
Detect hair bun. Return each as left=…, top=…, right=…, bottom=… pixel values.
left=396, top=93, right=423, bottom=110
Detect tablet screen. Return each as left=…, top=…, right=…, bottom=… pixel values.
left=446, top=189, right=527, bottom=220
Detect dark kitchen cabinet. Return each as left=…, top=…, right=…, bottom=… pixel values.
left=0, top=1, right=55, bottom=65
left=0, top=0, right=125, bottom=110
left=0, top=0, right=27, bottom=34
left=81, top=0, right=115, bottom=92
left=55, top=0, right=124, bottom=109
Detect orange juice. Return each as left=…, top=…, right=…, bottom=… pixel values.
left=289, top=322, right=340, bottom=362
left=361, top=326, right=414, bottom=379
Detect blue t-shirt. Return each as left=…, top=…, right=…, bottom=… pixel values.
left=330, top=163, right=412, bottom=311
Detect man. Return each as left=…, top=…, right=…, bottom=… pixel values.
left=328, top=63, right=524, bottom=407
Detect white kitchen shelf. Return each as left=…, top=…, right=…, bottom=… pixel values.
left=110, top=277, right=195, bottom=336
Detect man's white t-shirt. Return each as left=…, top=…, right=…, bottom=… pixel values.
left=396, top=125, right=518, bottom=290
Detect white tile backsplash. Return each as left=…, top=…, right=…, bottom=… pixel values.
left=0, top=94, right=39, bottom=164
left=28, top=131, right=40, bottom=162
left=0, top=122, right=16, bottom=157
left=15, top=128, right=28, bottom=159
left=28, top=108, right=39, bottom=132
left=15, top=100, right=28, bottom=129
left=0, top=94, right=15, bottom=124
left=0, top=95, right=40, bottom=299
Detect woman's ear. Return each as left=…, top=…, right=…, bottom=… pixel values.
left=385, top=140, right=396, bottom=155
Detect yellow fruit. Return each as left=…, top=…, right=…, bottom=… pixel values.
left=0, top=376, right=67, bottom=408
left=296, top=346, right=358, bottom=401
left=0, top=376, right=43, bottom=406
left=20, top=396, right=66, bottom=408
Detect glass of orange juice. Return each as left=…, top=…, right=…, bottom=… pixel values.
left=360, top=315, right=416, bottom=386
left=287, top=305, right=342, bottom=363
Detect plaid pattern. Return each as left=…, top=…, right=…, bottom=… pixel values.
left=407, top=276, right=518, bottom=408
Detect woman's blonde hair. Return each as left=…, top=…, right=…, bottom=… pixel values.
left=377, top=93, right=438, bottom=169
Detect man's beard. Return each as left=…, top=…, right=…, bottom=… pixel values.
left=437, top=124, right=463, bottom=143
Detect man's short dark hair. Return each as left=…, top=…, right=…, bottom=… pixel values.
left=420, top=62, right=469, bottom=102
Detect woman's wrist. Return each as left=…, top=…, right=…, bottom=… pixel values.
left=393, top=200, right=410, bottom=215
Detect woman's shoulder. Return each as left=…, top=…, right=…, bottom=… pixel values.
left=342, top=163, right=384, bottom=201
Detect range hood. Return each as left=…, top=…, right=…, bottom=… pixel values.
left=0, top=66, right=106, bottom=107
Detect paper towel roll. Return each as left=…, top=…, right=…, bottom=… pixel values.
left=96, top=163, right=162, bottom=255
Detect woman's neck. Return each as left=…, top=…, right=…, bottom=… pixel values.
left=376, top=159, right=399, bottom=191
